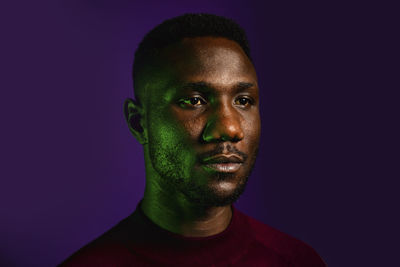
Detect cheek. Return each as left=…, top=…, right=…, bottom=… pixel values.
left=147, top=110, right=200, bottom=177
left=181, top=116, right=205, bottom=141
left=170, top=106, right=207, bottom=142
left=147, top=110, right=177, bottom=142
left=243, top=113, right=261, bottom=145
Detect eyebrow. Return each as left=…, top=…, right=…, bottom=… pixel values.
left=180, top=81, right=255, bottom=92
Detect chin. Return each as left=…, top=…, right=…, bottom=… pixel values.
left=182, top=174, right=249, bottom=207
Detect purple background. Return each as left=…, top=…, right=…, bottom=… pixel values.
left=1, top=1, right=398, bottom=266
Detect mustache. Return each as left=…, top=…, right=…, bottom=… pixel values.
left=198, top=144, right=248, bottom=162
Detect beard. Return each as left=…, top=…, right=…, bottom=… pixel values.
left=179, top=172, right=250, bottom=207
left=148, top=136, right=259, bottom=207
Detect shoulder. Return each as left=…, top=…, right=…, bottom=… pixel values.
left=58, top=216, right=143, bottom=266
left=235, top=209, right=327, bottom=267
left=58, top=240, right=134, bottom=266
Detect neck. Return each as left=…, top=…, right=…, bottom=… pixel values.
left=141, top=149, right=232, bottom=237
left=141, top=180, right=232, bottom=237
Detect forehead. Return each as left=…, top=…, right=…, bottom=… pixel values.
left=158, top=37, right=257, bottom=87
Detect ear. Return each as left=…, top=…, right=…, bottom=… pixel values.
left=124, top=98, right=148, bottom=145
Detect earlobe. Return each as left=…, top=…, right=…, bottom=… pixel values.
left=124, top=98, right=148, bottom=145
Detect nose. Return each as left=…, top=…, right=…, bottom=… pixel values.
left=202, top=102, right=244, bottom=143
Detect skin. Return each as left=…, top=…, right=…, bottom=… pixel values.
left=125, top=36, right=261, bottom=237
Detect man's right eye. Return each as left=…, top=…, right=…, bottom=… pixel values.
left=179, top=97, right=206, bottom=107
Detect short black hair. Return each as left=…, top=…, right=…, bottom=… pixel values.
left=132, top=13, right=252, bottom=103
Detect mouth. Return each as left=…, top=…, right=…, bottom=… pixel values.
left=202, top=162, right=243, bottom=173
left=201, top=154, right=244, bottom=173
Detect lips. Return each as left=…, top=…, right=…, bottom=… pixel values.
left=201, top=155, right=244, bottom=173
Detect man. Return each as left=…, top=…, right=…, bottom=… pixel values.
left=60, top=13, right=326, bottom=266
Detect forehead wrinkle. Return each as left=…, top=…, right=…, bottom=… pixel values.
left=179, top=81, right=257, bottom=95
left=184, top=48, right=244, bottom=78
left=162, top=38, right=255, bottom=76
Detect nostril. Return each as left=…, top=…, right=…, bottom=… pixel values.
left=202, top=116, right=244, bottom=143
left=221, top=134, right=241, bottom=142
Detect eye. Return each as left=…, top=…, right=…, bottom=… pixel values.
left=179, top=96, right=206, bottom=108
left=234, top=96, right=254, bottom=107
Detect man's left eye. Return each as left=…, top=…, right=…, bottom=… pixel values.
left=234, top=97, right=253, bottom=107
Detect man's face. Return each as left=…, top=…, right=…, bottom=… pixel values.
left=144, top=37, right=260, bottom=206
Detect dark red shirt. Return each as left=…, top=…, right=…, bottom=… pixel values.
left=60, top=205, right=326, bottom=266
